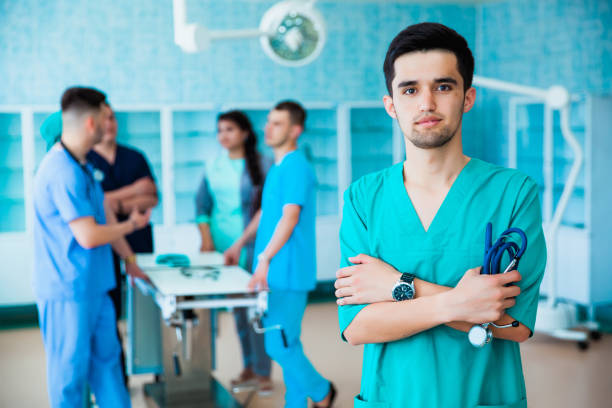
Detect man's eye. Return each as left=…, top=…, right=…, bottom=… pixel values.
left=404, top=88, right=416, bottom=95
left=438, top=84, right=452, bottom=91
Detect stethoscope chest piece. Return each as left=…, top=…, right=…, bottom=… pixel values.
left=468, top=324, right=493, bottom=348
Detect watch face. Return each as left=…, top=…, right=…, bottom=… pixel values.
left=393, top=282, right=414, bottom=301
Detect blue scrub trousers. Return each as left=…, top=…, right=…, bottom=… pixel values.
left=37, top=294, right=131, bottom=408
left=264, top=291, right=330, bottom=408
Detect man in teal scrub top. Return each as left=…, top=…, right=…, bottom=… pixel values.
left=229, top=101, right=336, bottom=408
left=335, top=23, right=546, bottom=408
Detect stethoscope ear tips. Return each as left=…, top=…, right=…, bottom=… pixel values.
left=468, top=324, right=493, bottom=348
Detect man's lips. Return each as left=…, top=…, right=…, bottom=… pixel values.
left=415, top=116, right=442, bottom=128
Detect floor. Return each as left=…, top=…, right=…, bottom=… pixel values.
left=1, top=302, right=611, bottom=407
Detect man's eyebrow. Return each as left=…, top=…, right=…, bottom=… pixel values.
left=434, top=77, right=458, bottom=84
left=396, top=80, right=417, bottom=88
left=396, top=77, right=458, bottom=88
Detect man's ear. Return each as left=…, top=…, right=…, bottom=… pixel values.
left=84, top=115, right=96, bottom=133
left=463, top=87, right=476, bottom=113
left=290, top=124, right=303, bottom=140
left=383, top=95, right=397, bottom=119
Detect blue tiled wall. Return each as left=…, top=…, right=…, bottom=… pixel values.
left=475, top=0, right=612, bottom=165
left=0, top=1, right=475, bottom=105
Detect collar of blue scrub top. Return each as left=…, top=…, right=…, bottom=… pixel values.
left=275, top=148, right=298, bottom=165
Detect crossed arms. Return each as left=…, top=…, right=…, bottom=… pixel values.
left=335, top=254, right=531, bottom=345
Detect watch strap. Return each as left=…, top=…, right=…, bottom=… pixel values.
left=400, top=272, right=415, bottom=284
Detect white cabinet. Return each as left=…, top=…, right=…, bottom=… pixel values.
left=1, top=102, right=407, bottom=304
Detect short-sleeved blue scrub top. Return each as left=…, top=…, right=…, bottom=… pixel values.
left=338, top=158, right=546, bottom=408
left=33, top=147, right=115, bottom=300
left=253, top=150, right=317, bottom=291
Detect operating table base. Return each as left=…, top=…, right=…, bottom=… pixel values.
left=143, top=378, right=242, bottom=408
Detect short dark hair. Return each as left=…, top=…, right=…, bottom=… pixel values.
left=60, top=86, right=107, bottom=114
left=383, top=22, right=474, bottom=95
left=274, top=100, right=306, bottom=127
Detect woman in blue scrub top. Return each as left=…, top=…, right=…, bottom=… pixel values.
left=194, top=110, right=274, bottom=391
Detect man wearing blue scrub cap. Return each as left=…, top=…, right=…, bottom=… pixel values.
left=33, top=86, right=151, bottom=407
left=334, top=23, right=546, bottom=408
left=226, top=101, right=336, bottom=408
left=40, top=111, right=62, bottom=151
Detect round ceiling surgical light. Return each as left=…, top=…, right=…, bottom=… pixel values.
left=173, top=0, right=326, bottom=67
left=259, top=1, right=326, bottom=67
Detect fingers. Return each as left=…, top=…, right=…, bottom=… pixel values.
left=334, top=286, right=354, bottom=299
left=496, top=270, right=522, bottom=285
left=502, top=298, right=516, bottom=310
left=501, top=284, right=521, bottom=299
left=336, top=295, right=358, bottom=306
left=465, top=267, right=481, bottom=276
left=336, top=266, right=355, bottom=279
left=348, top=253, right=373, bottom=264
left=334, top=277, right=351, bottom=289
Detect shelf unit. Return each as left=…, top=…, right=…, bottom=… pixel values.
left=0, top=102, right=406, bottom=305
left=510, top=95, right=612, bottom=307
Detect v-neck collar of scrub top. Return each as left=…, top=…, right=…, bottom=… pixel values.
left=392, top=157, right=477, bottom=237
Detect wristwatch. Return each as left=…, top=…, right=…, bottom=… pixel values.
left=392, top=272, right=415, bottom=301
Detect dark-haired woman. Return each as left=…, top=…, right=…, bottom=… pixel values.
left=195, top=110, right=274, bottom=393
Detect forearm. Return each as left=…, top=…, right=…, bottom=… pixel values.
left=106, top=177, right=157, bottom=202
left=259, top=210, right=298, bottom=259
left=235, top=210, right=261, bottom=247
left=198, top=222, right=214, bottom=248
left=73, top=220, right=134, bottom=249
left=104, top=203, right=136, bottom=253
left=111, top=235, right=135, bottom=260
left=119, top=194, right=158, bottom=214
left=344, top=292, right=450, bottom=345
left=416, top=279, right=529, bottom=342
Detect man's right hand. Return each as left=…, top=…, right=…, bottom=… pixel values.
left=443, top=267, right=521, bottom=324
left=128, top=207, right=152, bottom=231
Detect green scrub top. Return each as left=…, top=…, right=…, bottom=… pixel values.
left=196, top=153, right=245, bottom=255
left=338, top=158, right=546, bottom=408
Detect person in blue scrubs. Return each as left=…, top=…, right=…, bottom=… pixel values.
left=87, top=103, right=159, bottom=384
left=195, top=110, right=274, bottom=392
left=334, top=24, right=546, bottom=408
left=229, top=101, right=336, bottom=408
left=33, top=87, right=151, bottom=407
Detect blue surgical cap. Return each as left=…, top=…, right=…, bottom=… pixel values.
left=40, top=111, right=62, bottom=151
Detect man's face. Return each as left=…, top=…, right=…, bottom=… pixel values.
left=101, top=106, right=118, bottom=144
left=264, top=109, right=295, bottom=148
left=91, top=104, right=112, bottom=145
left=383, top=50, right=475, bottom=149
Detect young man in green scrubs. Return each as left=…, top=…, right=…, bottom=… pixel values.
left=335, top=23, right=546, bottom=408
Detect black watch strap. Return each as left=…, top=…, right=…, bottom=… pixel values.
left=400, top=273, right=415, bottom=284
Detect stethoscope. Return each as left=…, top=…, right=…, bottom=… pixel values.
left=60, top=140, right=96, bottom=201
left=60, top=140, right=105, bottom=202
left=468, top=222, right=527, bottom=348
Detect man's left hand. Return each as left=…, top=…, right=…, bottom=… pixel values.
left=335, top=254, right=401, bottom=306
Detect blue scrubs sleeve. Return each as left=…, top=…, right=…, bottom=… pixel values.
left=338, top=186, right=370, bottom=341
left=50, top=170, right=95, bottom=223
left=282, top=159, right=314, bottom=207
left=504, top=177, right=547, bottom=334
